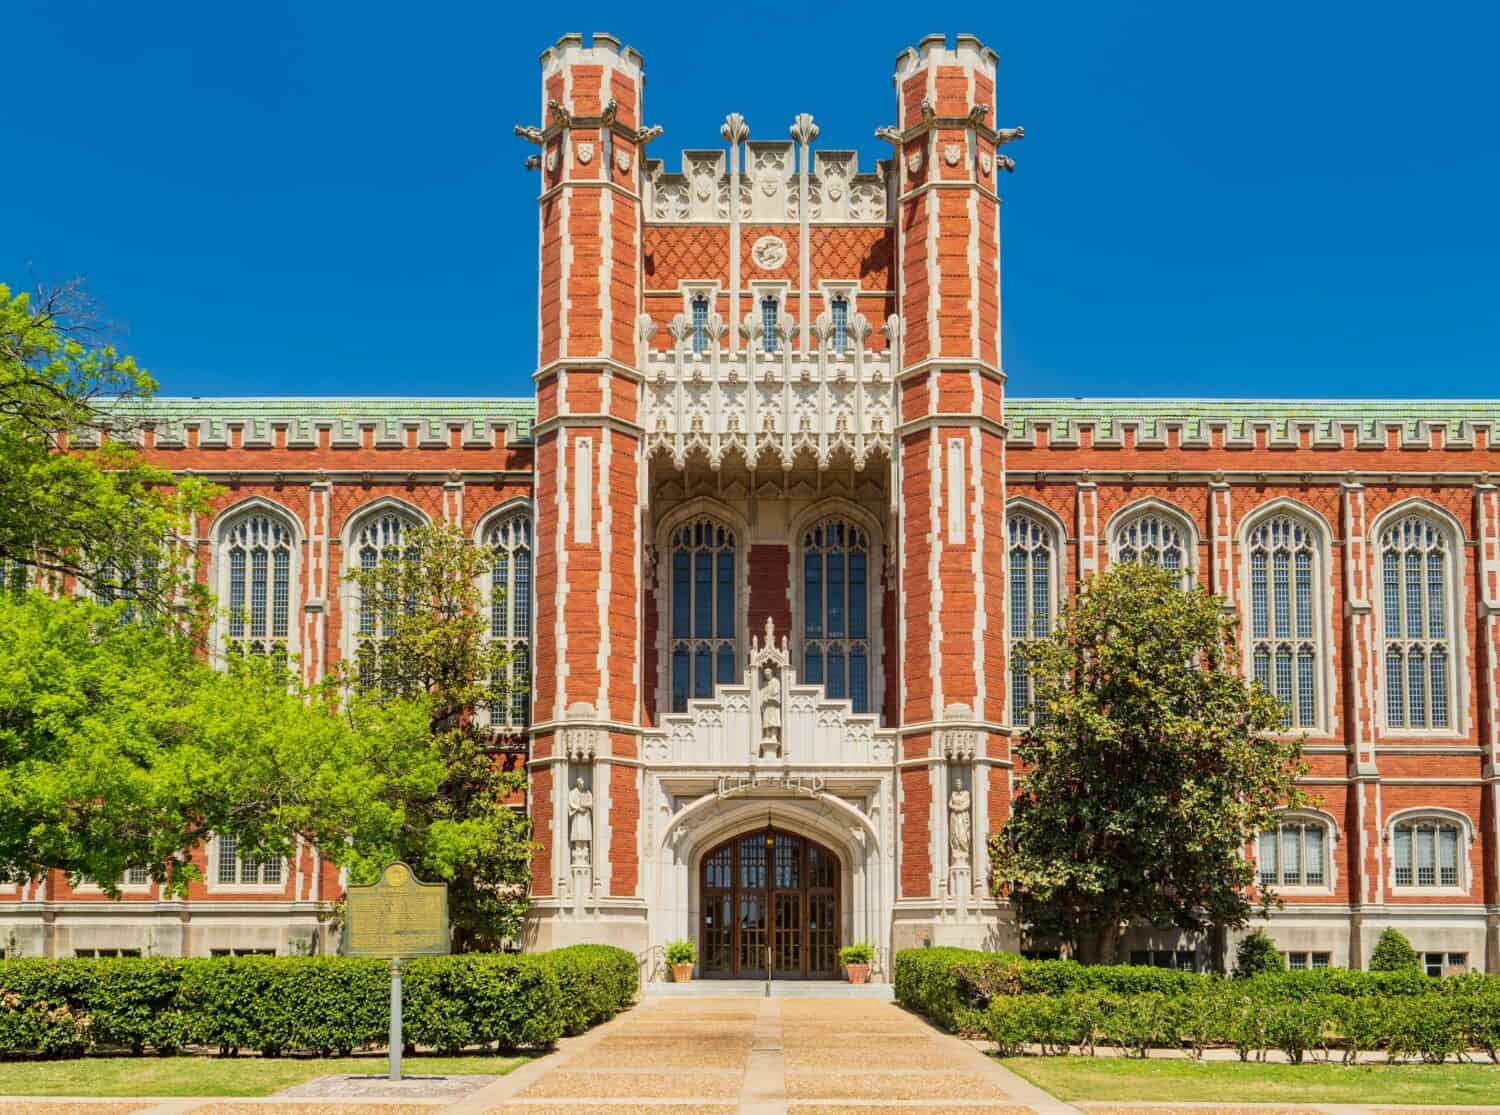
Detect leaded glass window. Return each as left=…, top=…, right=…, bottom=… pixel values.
left=487, top=514, right=532, bottom=730
left=761, top=297, right=779, bottom=353
left=802, top=517, right=871, bottom=713
left=221, top=512, right=295, bottom=665
left=1248, top=515, right=1321, bottom=729
left=1112, top=511, right=1190, bottom=584
left=1380, top=516, right=1453, bottom=729
left=831, top=296, right=849, bottom=354
left=350, top=509, right=421, bottom=693
left=670, top=516, right=737, bottom=713
left=1, top=556, right=27, bottom=599
left=1008, top=512, right=1056, bottom=727
left=692, top=295, right=709, bottom=355
left=1257, top=818, right=1328, bottom=887
left=215, top=834, right=282, bottom=886
left=1391, top=819, right=1462, bottom=887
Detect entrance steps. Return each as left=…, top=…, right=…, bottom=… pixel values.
left=645, top=979, right=893, bottom=998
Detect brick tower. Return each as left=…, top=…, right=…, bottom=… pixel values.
left=889, top=35, right=1021, bottom=951
left=521, top=33, right=653, bottom=950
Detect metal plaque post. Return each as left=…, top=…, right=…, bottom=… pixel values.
left=389, top=958, right=403, bottom=1081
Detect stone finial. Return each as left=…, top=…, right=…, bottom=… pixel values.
left=721, top=113, right=750, bottom=144
left=789, top=113, right=819, bottom=146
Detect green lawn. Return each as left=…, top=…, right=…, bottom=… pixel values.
left=0, top=1052, right=534, bottom=1097
left=1000, top=1055, right=1500, bottom=1105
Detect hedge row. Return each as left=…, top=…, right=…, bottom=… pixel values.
left=894, top=947, right=1494, bottom=1031
left=893, top=947, right=1500, bottom=1062
left=973, top=988, right=1500, bottom=1063
left=0, top=945, right=638, bottom=1059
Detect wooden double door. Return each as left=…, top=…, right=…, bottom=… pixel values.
left=700, top=829, right=839, bottom=979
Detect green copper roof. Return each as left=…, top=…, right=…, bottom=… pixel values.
left=117, top=396, right=537, bottom=440
left=1004, top=398, right=1500, bottom=442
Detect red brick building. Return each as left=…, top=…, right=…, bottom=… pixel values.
left=3, top=33, right=1496, bottom=977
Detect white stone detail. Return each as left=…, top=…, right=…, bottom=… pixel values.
left=751, top=235, right=787, bottom=270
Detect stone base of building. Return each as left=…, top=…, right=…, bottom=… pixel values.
left=0, top=903, right=335, bottom=958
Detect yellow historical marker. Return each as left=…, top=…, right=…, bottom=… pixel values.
left=342, top=863, right=449, bottom=1080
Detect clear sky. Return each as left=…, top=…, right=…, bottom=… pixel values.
left=4, top=2, right=1497, bottom=400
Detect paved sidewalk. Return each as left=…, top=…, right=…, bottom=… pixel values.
left=7, top=997, right=1500, bottom=1114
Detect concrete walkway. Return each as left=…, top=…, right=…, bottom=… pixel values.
left=8, top=997, right=1500, bottom=1114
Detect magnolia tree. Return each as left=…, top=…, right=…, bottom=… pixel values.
left=339, top=523, right=534, bottom=949
left=989, top=561, right=1309, bottom=965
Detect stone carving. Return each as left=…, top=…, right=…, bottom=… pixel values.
left=979, top=153, right=992, bottom=176
left=751, top=235, right=787, bottom=270
left=906, top=149, right=923, bottom=174
left=949, top=785, right=972, bottom=861
left=546, top=149, right=558, bottom=173
left=616, top=149, right=631, bottom=173
left=789, top=112, right=819, bottom=146
left=943, top=143, right=962, bottom=166
left=577, top=142, right=594, bottom=165
left=568, top=776, right=594, bottom=867
left=760, top=664, right=783, bottom=756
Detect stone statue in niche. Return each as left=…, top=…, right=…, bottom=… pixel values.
left=568, top=775, right=594, bottom=867
left=760, top=664, right=783, bottom=757
left=948, top=783, right=972, bottom=863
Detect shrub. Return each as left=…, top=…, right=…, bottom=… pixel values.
left=893, top=947, right=1022, bottom=1030
left=1263, top=996, right=1328, bottom=1064
left=1370, top=928, right=1422, bottom=973
left=838, top=942, right=875, bottom=967
left=1385, top=993, right=1463, bottom=1063
left=664, top=939, right=696, bottom=966
left=1234, top=931, right=1285, bottom=977
left=0, top=948, right=632, bottom=1060
left=540, top=945, right=638, bottom=1036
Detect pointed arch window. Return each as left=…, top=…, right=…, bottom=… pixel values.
left=1380, top=515, right=1454, bottom=729
left=220, top=511, right=296, bottom=665
left=1112, top=510, right=1191, bottom=584
left=349, top=509, right=421, bottom=693
left=1, top=556, right=27, bottom=599
left=670, top=516, right=738, bottom=713
left=486, top=513, right=532, bottom=730
left=802, top=517, right=870, bottom=713
left=1007, top=512, right=1057, bottom=727
left=1248, top=515, right=1321, bottom=729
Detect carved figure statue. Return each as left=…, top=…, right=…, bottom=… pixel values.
left=948, top=785, right=972, bottom=862
left=568, top=776, right=593, bottom=866
left=760, top=665, right=783, bottom=753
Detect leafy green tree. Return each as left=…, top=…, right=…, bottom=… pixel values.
left=990, top=562, right=1310, bottom=964
left=1234, top=929, right=1287, bottom=976
left=0, top=281, right=211, bottom=617
left=0, top=593, right=371, bottom=893
left=1369, top=927, right=1422, bottom=972
left=339, top=522, right=532, bottom=949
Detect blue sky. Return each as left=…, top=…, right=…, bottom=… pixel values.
left=4, top=2, right=1496, bottom=400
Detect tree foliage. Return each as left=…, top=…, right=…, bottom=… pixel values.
left=1234, top=929, right=1287, bottom=976
left=989, top=562, right=1310, bottom=962
left=1370, top=927, right=1423, bottom=972
left=339, top=522, right=533, bottom=948
left=0, top=281, right=211, bottom=618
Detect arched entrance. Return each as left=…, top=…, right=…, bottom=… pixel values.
left=699, top=828, right=840, bottom=979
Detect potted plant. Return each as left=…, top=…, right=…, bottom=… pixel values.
left=839, top=942, right=875, bottom=984
left=665, top=938, right=696, bottom=983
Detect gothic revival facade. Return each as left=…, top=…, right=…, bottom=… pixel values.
left=4, top=33, right=1498, bottom=976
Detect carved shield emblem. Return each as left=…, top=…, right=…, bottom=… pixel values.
left=979, top=153, right=993, bottom=176
left=616, top=149, right=631, bottom=173
left=577, top=142, right=594, bottom=164
left=944, top=143, right=962, bottom=167
left=906, top=149, right=923, bottom=174
left=545, top=149, right=559, bottom=173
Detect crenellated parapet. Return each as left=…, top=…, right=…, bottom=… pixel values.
left=645, top=146, right=892, bottom=224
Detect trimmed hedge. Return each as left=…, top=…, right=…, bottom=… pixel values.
left=0, top=945, right=637, bottom=1059
left=894, top=947, right=1500, bottom=1061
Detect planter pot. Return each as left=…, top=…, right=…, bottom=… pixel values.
left=672, top=962, right=694, bottom=983
left=845, top=963, right=870, bottom=985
